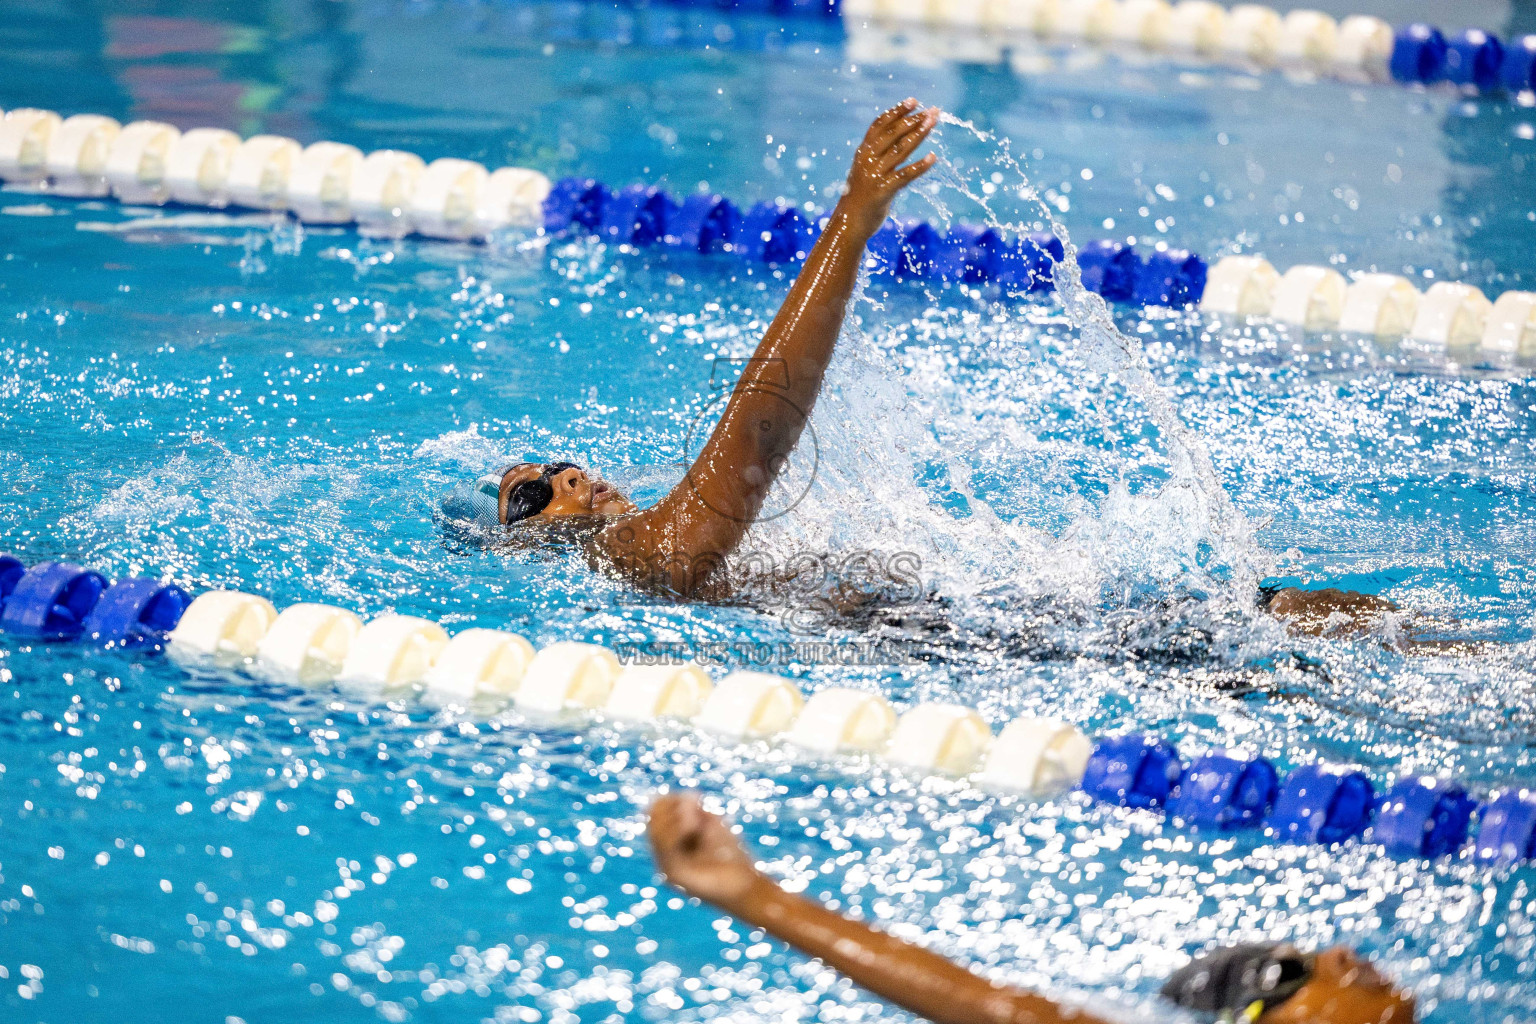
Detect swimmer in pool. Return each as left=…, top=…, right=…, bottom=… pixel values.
left=445, top=99, right=1401, bottom=637
left=448, top=98, right=942, bottom=597
left=647, top=793, right=1417, bottom=1024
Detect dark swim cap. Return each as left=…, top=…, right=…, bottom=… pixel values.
left=1161, top=942, right=1313, bottom=1021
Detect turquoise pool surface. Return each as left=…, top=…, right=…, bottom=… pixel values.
left=3, top=1, right=1536, bottom=1021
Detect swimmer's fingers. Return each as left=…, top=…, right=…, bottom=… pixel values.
left=863, top=98, right=917, bottom=147
left=891, top=153, right=938, bottom=188
left=880, top=114, right=938, bottom=172
left=874, top=108, right=932, bottom=155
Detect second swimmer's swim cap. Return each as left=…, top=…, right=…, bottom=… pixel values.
left=1160, top=942, right=1313, bottom=1021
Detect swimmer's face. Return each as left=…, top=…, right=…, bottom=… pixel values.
left=1261, top=948, right=1416, bottom=1024
left=499, top=462, right=637, bottom=523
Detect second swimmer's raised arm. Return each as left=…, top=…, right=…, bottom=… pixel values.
left=648, top=794, right=1113, bottom=1024
left=597, top=99, right=940, bottom=595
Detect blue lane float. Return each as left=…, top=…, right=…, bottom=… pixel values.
left=1266, top=763, right=1376, bottom=845
left=0, top=561, right=108, bottom=640
left=1168, top=751, right=1279, bottom=830
left=885, top=219, right=942, bottom=278
left=1374, top=776, right=1478, bottom=858
left=665, top=193, right=741, bottom=253
left=1077, top=239, right=1140, bottom=303
left=0, top=553, right=24, bottom=611
left=738, top=201, right=817, bottom=263
left=600, top=184, right=678, bottom=247
left=1390, top=23, right=1449, bottom=84
left=931, top=223, right=1000, bottom=283
left=1135, top=249, right=1208, bottom=308
left=81, top=577, right=192, bottom=649
left=543, top=176, right=1208, bottom=307
left=1504, top=35, right=1536, bottom=93
left=3, top=549, right=1535, bottom=864
left=996, top=233, right=1063, bottom=292
left=1383, top=23, right=1533, bottom=93
left=1475, top=789, right=1536, bottom=863
left=0, top=556, right=186, bottom=647
left=543, top=177, right=611, bottom=234
left=1444, top=29, right=1506, bottom=91
left=1081, top=733, right=1184, bottom=808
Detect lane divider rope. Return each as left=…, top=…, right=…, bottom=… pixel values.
left=2, top=553, right=1533, bottom=864
left=0, top=109, right=551, bottom=241
left=0, top=106, right=1206, bottom=307
left=842, top=1, right=1536, bottom=96
left=1199, top=255, right=1536, bottom=357
left=3, top=106, right=1529, bottom=332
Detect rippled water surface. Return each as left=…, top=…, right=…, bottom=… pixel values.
left=4, top=1, right=1536, bottom=1021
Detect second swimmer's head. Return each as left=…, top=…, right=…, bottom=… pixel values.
left=449, top=461, right=637, bottom=527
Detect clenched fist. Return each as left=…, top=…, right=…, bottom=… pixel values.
left=647, top=793, right=762, bottom=910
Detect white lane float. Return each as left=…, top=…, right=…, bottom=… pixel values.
left=43, top=114, right=120, bottom=197
left=0, top=108, right=62, bottom=183
left=165, top=127, right=241, bottom=207
left=605, top=663, right=714, bottom=721
left=1334, top=15, right=1394, bottom=79
left=423, top=628, right=535, bottom=701
left=351, top=149, right=426, bottom=237
left=1200, top=255, right=1279, bottom=316
left=1483, top=292, right=1536, bottom=356
left=286, top=141, right=363, bottom=224
left=1219, top=4, right=1282, bottom=64
left=1409, top=282, right=1493, bottom=349
left=785, top=687, right=898, bottom=755
left=927, top=0, right=985, bottom=30
left=410, top=157, right=489, bottom=240
left=1052, top=0, right=1116, bottom=42
left=1166, top=0, right=1227, bottom=54
left=1337, top=273, right=1420, bottom=337
left=694, top=671, right=805, bottom=739
left=1275, top=10, right=1338, bottom=67
left=255, top=603, right=362, bottom=686
left=1270, top=264, right=1346, bottom=331
left=976, top=717, right=1092, bottom=793
left=104, top=120, right=180, bottom=205
left=1108, top=0, right=1172, bottom=49
left=885, top=703, right=993, bottom=775
left=168, top=590, right=278, bottom=661
left=514, top=641, right=622, bottom=712
left=337, top=615, right=449, bottom=692
left=226, top=134, right=302, bottom=211
left=1003, top=0, right=1063, bottom=34
left=474, top=167, right=553, bottom=236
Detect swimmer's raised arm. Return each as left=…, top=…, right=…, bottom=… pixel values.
left=597, top=100, right=940, bottom=595
left=647, top=794, right=1111, bottom=1024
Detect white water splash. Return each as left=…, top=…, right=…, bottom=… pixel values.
left=739, top=112, right=1272, bottom=618
left=929, top=112, right=1270, bottom=595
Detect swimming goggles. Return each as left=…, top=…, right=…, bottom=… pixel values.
left=499, top=461, right=581, bottom=524
left=1160, top=942, right=1315, bottom=1022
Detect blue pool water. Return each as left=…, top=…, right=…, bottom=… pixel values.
left=4, top=1, right=1536, bottom=1021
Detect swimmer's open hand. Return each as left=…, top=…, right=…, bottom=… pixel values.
left=841, top=98, right=940, bottom=236
left=648, top=793, right=762, bottom=910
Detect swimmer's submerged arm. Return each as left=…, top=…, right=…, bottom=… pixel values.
left=598, top=100, right=939, bottom=592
